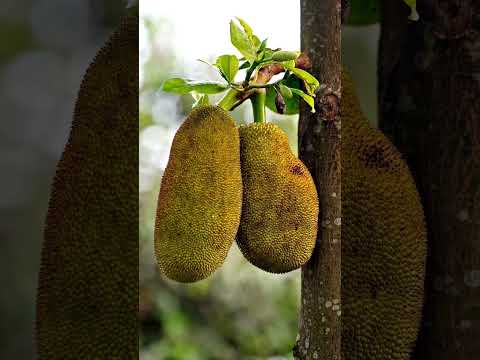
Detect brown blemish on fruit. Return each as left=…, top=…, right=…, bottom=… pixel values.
left=290, top=164, right=305, bottom=175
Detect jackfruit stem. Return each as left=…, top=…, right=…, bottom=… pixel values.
left=251, top=90, right=266, bottom=123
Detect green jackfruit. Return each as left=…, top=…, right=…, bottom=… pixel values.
left=342, top=71, right=426, bottom=359
left=36, top=9, right=138, bottom=359
left=236, top=123, right=319, bottom=273
left=155, top=105, right=242, bottom=283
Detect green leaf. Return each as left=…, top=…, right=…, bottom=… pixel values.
left=236, top=17, right=254, bottom=39
left=252, top=35, right=262, bottom=48
left=191, top=93, right=210, bottom=108
left=256, top=39, right=268, bottom=61
left=279, top=84, right=293, bottom=99
left=215, top=55, right=239, bottom=83
left=258, top=38, right=268, bottom=53
left=287, top=67, right=320, bottom=96
left=272, top=50, right=299, bottom=62
left=261, top=48, right=275, bottom=61
left=291, top=88, right=316, bottom=113
left=230, top=20, right=257, bottom=62
left=266, top=76, right=302, bottom=115
left=236, top=17, right=262, bottom=48
left=163, top=78, right=228, bottom=95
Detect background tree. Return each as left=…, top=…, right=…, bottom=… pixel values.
left=379, top=1, right=480, bottom=359
left=0, top=2, right=125, bottom=359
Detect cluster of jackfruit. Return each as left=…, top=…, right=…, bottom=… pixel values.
left=155, top=108, right=319, bottom=281
left=36, top=8, right=138, bottom=360
left=341, top=71, right=427, bottom=359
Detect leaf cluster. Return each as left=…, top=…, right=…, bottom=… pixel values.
left=162, top=18, right=320, bottom=114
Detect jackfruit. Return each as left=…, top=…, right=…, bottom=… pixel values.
left=36, top=9, right=138, bottom=360
left=236, top=123, right=318, bottom=273
left=342, top=70, right=426, bottom=359
left=155, top=105, right=242, bottom=283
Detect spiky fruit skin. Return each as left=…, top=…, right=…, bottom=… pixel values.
left=237, top=123, right=319, bottom=273
left=36, top=10, right=138, bottom=360
left=155, top=105, right=242, bottom=283
left=342, top=71, right=427, bottom=359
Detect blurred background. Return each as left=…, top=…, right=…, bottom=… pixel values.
left=139, top=0, right=379, bottom=358
left=0, top=1, right=128, bottom=358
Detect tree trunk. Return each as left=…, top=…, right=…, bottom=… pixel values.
left=295, top=1, right=341, bottom=359
left=379, top=1, right=480, bottom=359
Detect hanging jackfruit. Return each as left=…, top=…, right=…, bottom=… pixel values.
left=342, top=70, right=427, bottom=360
left=36, top=8, right=138, bottom=360
left=236, top=123, right=318, bottom=273
left=155, top=105, right=243, bottom=283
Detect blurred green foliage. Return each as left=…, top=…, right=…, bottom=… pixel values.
left=140, top=111, right=154, bottom=131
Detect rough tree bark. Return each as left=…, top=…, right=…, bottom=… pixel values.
left=379, top=1, right=480, bottom=359
left=295, top=0, right=341, bottom=359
